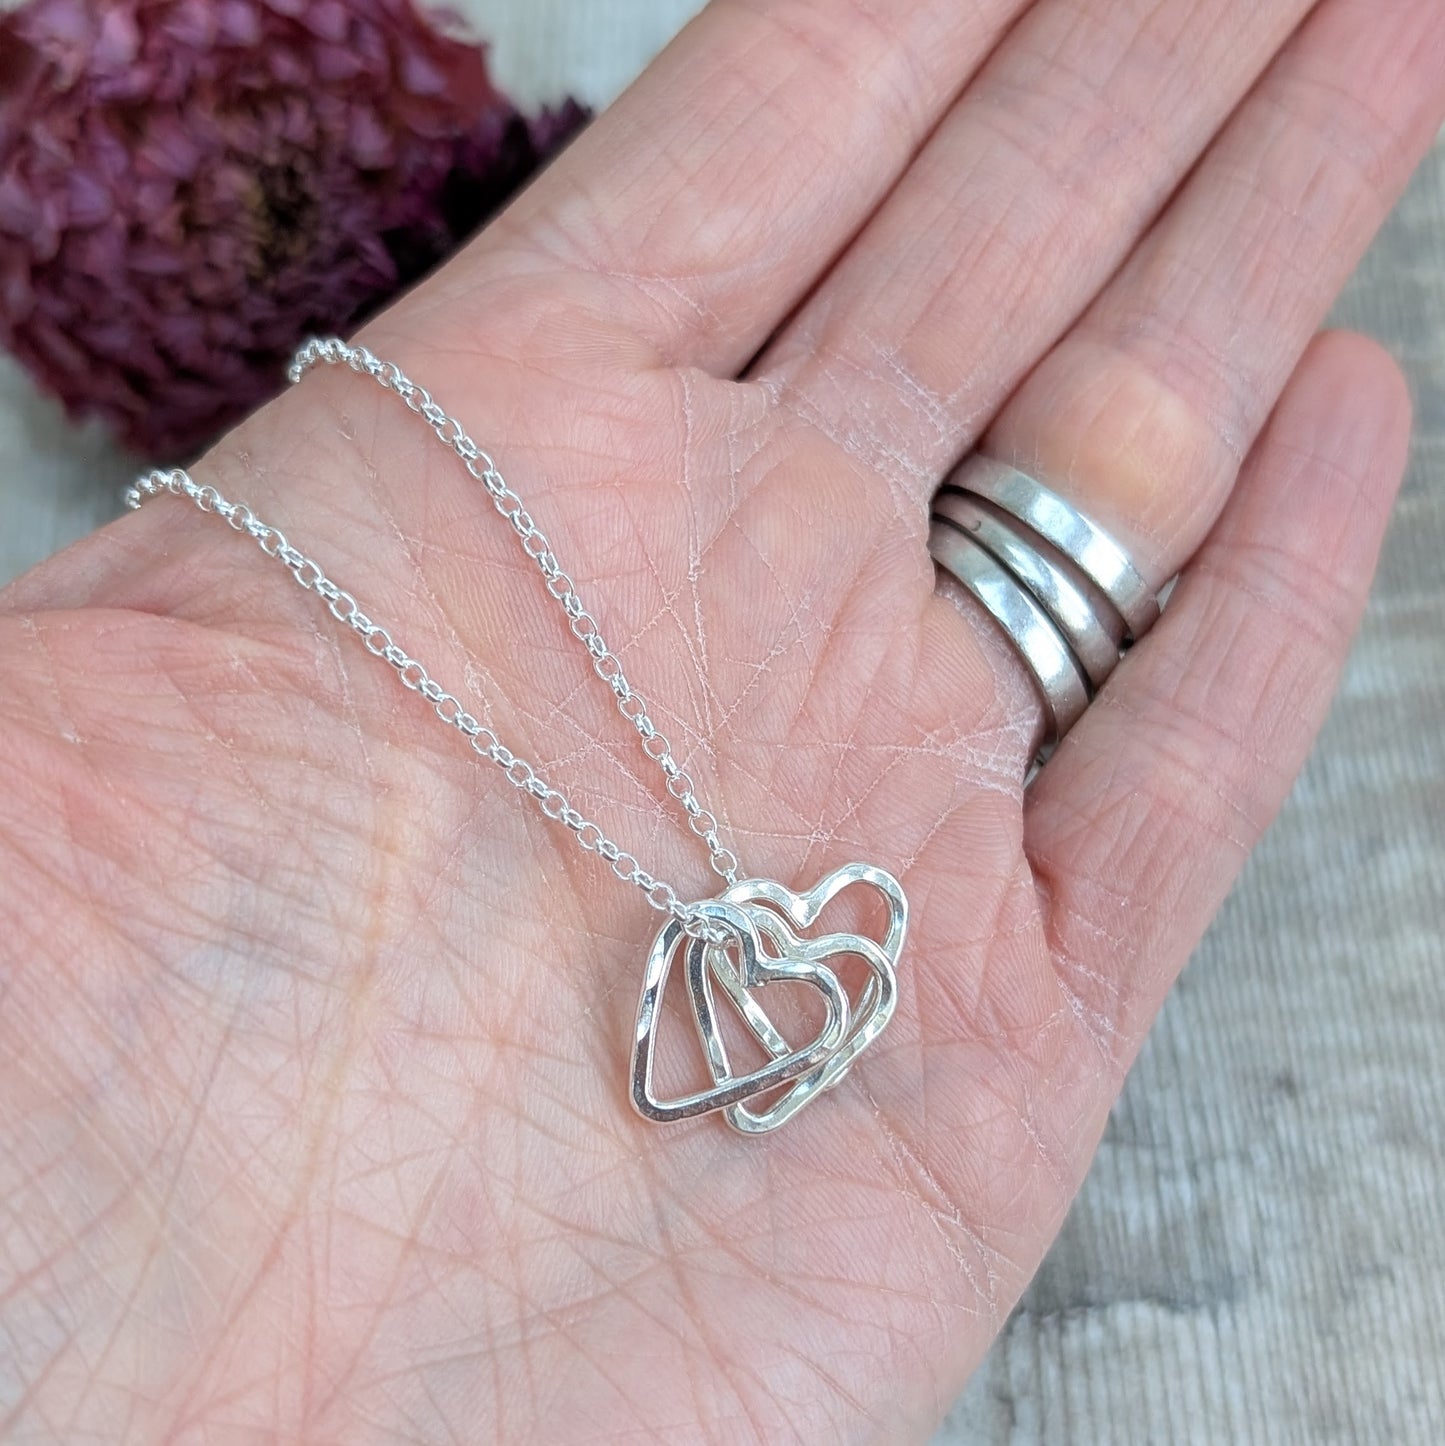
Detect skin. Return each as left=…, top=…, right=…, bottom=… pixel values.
left=1, top=0, right=1442, bottom=1439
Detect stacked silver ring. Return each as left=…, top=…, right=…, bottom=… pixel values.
left=929, top=456, right=1161, bottom=745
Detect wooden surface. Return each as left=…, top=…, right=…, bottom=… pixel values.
left=1, top=5, right=1441, bottom=1441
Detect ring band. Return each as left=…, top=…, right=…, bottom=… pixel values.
left=947, top=456, right=1160, bottom=641
left=929, top=456, right=1164, bottom=756
left=928, top=520, right=1090, bottom=740
left=933, top=490, right=1124, bottom=689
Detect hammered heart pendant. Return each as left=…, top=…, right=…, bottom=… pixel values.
left=629, top=865, right=907, bottom=1135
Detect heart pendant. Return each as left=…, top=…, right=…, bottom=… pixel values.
left=630, top=899, right=853, bottom=1123
left=628, top=865, right=907, bottom=1135
left=707, top=865, right=906, bottom=1133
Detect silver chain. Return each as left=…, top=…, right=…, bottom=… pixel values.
left=124, top=336, right=740, bottom=941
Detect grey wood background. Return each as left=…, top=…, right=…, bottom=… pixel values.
left=2, top=4, right=1440, bottom=1441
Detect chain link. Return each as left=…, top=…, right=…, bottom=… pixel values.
left=125, top=337, right=743, bottom=942
left=291, top=337, right=739, bottom=888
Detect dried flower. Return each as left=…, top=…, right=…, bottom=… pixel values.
left=0, top=0, right=587, bottom=458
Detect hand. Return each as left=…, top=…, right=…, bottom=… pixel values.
left=3, top=0, right=1441, bottom=1438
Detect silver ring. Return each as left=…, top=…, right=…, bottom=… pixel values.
left=945, top=456, right=1160, bottom=641
left=928, top=520, right=1090, bottom=741
left=933, top=491, right=1124, bottom=689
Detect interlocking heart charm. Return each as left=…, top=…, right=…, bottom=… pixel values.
left=629, top=864, right=907, bottom=1134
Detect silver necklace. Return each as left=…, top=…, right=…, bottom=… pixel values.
left=126, top=337, right=907, bottom=1135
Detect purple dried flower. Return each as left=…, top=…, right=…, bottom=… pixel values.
left=0, top=0, right=588, bottom=457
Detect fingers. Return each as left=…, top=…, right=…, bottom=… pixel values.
left=760, top=0, right=1445, bottom=549
left=983, top=0, right=1445, bottom=578
left=1022, top=330, right=1413, bottom=1062
left=755, top=0, right=1321, bottom=488
left=405, top=0, right=1029, bottom=373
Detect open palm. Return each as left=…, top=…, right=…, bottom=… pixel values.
left=3, top=0, right=1442, bottom=1439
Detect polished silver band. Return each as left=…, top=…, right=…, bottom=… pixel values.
left=933, top=490, right=1124, bottom=689
left=950, top=456, right=1160, bottom=641
left=929, top=457, right=1162, bottom=749
left=928, top=520, right=1091, bottom=739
